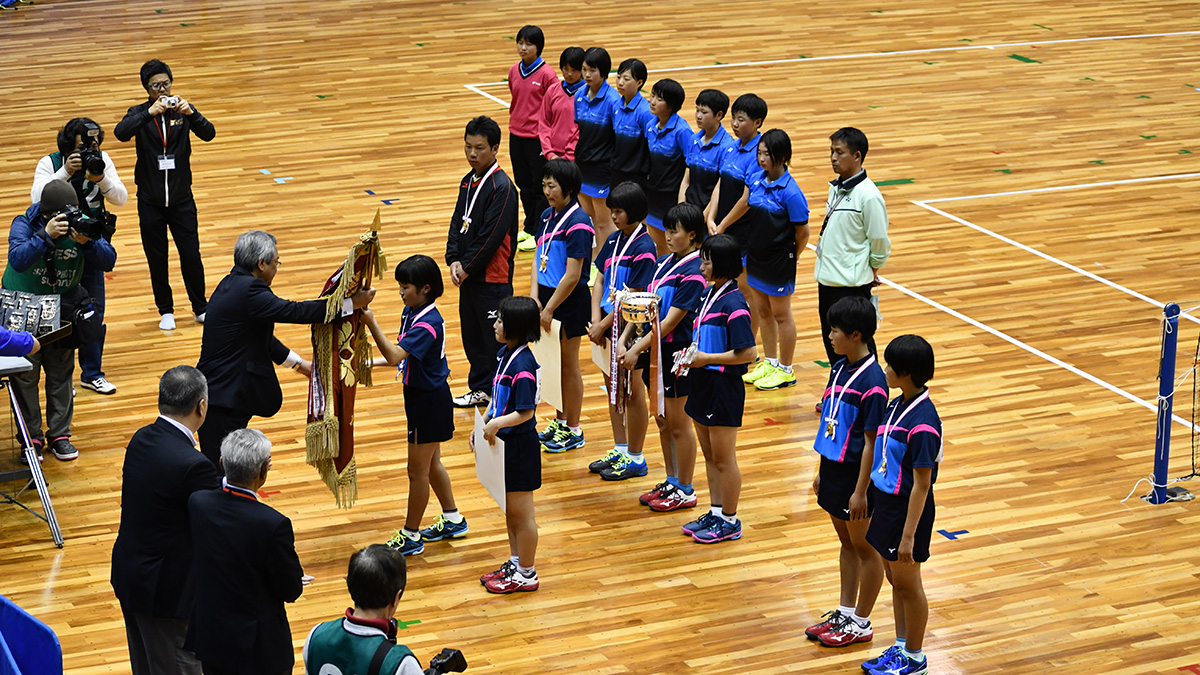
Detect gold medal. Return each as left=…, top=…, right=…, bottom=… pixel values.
left=539, top=257, right=548, bottom=272
left=460, top=217, right=470, bottom=233
left=825, top=418, right=837, bottom=439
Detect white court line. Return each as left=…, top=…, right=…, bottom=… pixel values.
left=913, top=173, right=1200, bottom=326
left=464, top=30, right=1200, bottom=100
left=802, top=244, right=1197, bottom=431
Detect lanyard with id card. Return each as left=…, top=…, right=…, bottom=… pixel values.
left=157, top=114, right=175, bottom=170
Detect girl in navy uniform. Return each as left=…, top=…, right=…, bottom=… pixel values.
left=532, top=159, right=593, bottom=453
left=742, top=128, right=810, bottom=393
left=363, top=255, right=466, bottom=557
left=587, top=182, right=657, bottom=481
left=861, top=334, right=942, bottom=675
left=621, top=203, right=705, bottom=512
left=679, top=234, right=756, bottom=543
left=478, top=296, right=543, bottom=594
left=574, top=47, right=620, bottom=246
left=642, top=79, right=693, bottom=255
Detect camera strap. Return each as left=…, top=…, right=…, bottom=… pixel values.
left=366, top=637, right=396, bottom=675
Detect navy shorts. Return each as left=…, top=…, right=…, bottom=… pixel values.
left=404, top=384, right=454, bottom=444
left=644, top=188, right=677, bottom=230
left=866, top=486, right=935, bottom=563
left=639, top=340, right=691, bottom=399
left=817, top=457, right=873, bottom=520
left=539, top=283, right=590, bottom=339
left=500, top=428, right=542, bottom=492
left=684, top=367, right=744, bottom=427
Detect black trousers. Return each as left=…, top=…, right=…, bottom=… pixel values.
left=459, top=281, right=511, bottom=393
left=202, top=662, right=287, bottom=675
left=197, top=404, right=254, bottom=473
left=138, top=197, right=208, bottom=316
left=817, top=283, right=877, bottom=363
left=510, top=133, right=548, bottom=236
left=121, top=603, right=201, bottom=675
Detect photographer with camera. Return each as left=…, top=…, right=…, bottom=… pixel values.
left=114, top=58, right=215, bottom=332
left=32, top=117, right=127, bottom=395
left=2, top=179, right=117, bottom=461
left=302, top=544, right=466, bottom=675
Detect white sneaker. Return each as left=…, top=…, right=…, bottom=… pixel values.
left=81, top=377, right=117, bottom=395
left=451, top=390, right=490, bottom=408
left=159, top=313, right=176, bottom=330
left=194, top=312, right=206, bottom=324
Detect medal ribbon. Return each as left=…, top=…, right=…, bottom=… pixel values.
left=538, top=202, right=581, bottom=272
left=461, top=163, right=500, bottom=233
left=876, top=389, right=931, bottom=476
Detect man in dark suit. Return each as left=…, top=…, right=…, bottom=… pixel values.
left=188, top=428, right=305, bottom=675
left=195, top=229, right=374, bottom=469
left=111, top=365, right=219, bottom=675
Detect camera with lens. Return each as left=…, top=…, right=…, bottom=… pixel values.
left=423, top=648, right=467, bottom=675
left=160, top=95, right=181, bottom=108
left=56, top=204, right=105, bottom=241
left=78, top=121, right=106, bottom=175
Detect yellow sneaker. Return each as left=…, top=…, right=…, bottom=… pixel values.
left=755, top=365, right=797, bottom=391
left=742, top=359, right=773, bottom=384
left=588, top=263, right=599, bottom=288
left=517, top=231, right=537, bottom=252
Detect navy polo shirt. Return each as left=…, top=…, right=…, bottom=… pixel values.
left=692, top=282, right=755, bottom=376
left=714, top=132, right=762, bottom=229
left=745, top=169, right=810, bottom=284
left=595, top=226, right=657, bottom=315
left=814, top=354, right=889, bottom=464
left=574, top=81, right=621, bottom=167
left=396, top=303, right=450, bottom=390
left=489, top=344, right=540, bottom=438
left=610, top=93, right=655, bottom=181
left=683, top=126, right=734, bottom=208
left=645, top=113, right=694, bottom=194
left=871, top=392, right=943, bottom=496
left=649, top=252, right=705, bottom=344
left=536, top=201, right=594, bottom=289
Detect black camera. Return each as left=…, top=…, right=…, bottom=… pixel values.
left=78, top=121, right=106, bottom=175
left=424, top=648, right=467, bottom=675
left=56, top=204, right=105, bottom=240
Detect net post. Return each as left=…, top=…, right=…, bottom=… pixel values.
left=1150, top=302, right=1180, bottom=504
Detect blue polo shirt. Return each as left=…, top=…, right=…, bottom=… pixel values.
left=714, top=132, right=762, bottom=231
left=649, top=252, right=704, bottom=344
left=683, top=126, right=734, bottom=208
left=610, top=93, right=654, bottom=181
left=692, top=282, right=755, bottom=375
left=645, top=113, right=694, bottom=194
left=489, top=344, right=540, bottom=438
left=814, top=354, right=888, bottom=463
left=396, top=303, right=450, bottom=391
left=536, top=201, right=594, bottom=289
left=871, top=392, right=943, bottom=496
left=745, top=169, right=810, bottom=284
left=574, top=81, right=620, bottom=167
left=595, top=226, right=657, bottom=315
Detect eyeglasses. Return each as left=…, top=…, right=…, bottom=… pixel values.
left=148, top=81, right=172, bottom=91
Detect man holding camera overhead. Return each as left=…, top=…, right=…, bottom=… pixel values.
left=2, top=179, right=117, bottom=461
left=32, top=117, right=127, bottom=395
left=115, top=59, right=215, bottom=332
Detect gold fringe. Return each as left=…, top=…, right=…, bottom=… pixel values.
left=354, top=327, right=374, bottom=387
left=314, top=455, right=357, bottom=509
left=305, top=416, right=339, bottom=463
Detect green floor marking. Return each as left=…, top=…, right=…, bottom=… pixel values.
left=876, top=178, right=914, bottom=186
left=1033, top=23, right=1052, bottom=30
left=396, top=619, right=421, bottom=629
left=958, top=38, right=973, bottom=42
left=1140, top=135, right=1156, bottom=139
left=1185, top=83, right=1193, bottom=87
left=799, top=55, right=810, bottom=59
left=869, top=105, right=882, bottom=109
left=715, top=61, right=725, bottom=65
left=316, top=95, right=332, bottom=99
left=1136, top=95, right=1151, bottom=99
left=815, top=360, right=830, bottom=368
left=1080, top=77, right=1095, bottom=81
left=416, top=42, right=429, bottom=46
left=872, top=10, right=883, bottom=13
left=180, top=22, right=192, bottom=26
left=155, top=8, right=165, bottom=12
left=995, top=169, right=1012, bottom=174
left=1008, top=54, right=1040, bottom=63
left=924, top=61, right=938, bottom=65
left=1089, top=160, right=1105, bottom=165
left=1181, top=149, right=1193, bottom=154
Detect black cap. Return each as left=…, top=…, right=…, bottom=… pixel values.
left=40, top=179, right=78, bottom=215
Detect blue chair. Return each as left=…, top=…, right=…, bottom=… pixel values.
left=0, top=595, right=61, bottom=675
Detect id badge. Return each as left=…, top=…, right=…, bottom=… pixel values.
left=158, top=154, right=176, bottom=170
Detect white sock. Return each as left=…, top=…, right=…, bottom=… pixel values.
left=903, top=648, right=923, bottom=661
left=719, top=511, right=737, bottom=524
left=628, top=452, right=645, bottom=465
left=509, top=555, right=520, bottom=566
left=838, top=605, right=855, bottom=617
left=895, top=638, right=907, bottom=649
left=851, top=612, right=870, bottom=627
left=402, top=528, right=420, bottom=540
left=710, top=505, right=722, bottom=517
left=442, top=510, right=463, bottom=524
left=780, top=363, right=793, bottom=374
left=615, top=443, right=630, bottom=459
left=569, top=425, right=581, bottom=434
left=767, top=357, right=780, bottom=368
left=517, top=564, right=535, bottom=577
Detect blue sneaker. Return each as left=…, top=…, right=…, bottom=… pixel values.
left=599, top=456, right=648, bottom=481
left=385, top=530, right=424, bottom=556
left=543, top=425, right=585, bottom=453
left=419, top=515, right=469, bottom=541
left=538, top=419, right=564, bottom=443
left=681, top=512, right=721, bottom=536
left=862, top=645, right=903, bottom=672
left=871, top=651, right=927, bottom=675
left=692, top=517, right=742, bottom=544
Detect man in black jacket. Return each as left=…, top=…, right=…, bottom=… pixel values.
left=195, top=230, right=374, bottom=469
left=188, top=428, right=304, bottom=675
left=110, top=365, right=219, bottom=675
left=445, top=115, right=519, bottom=407
left=114, top=59, right=215, bottom=332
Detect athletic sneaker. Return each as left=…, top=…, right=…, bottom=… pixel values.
left=681, top=512, right=721, bottom=536
left=419, top=515, right=469, bottom=541
left=543, top=425, right=584, bottom=453
left=484, top=568, right=539, bottom=594
left=452, top=390, right=490, bottom=408
left=588, top=448, right=622, bottom=473
left=755, top=366, right=797, bottom=391
left=599, top=456, right=648, bottom=481
left=805, top=609, right=846, bottom=640
left=50, top=438, right=78, bottom=461
left=648, top=484, right=698, bottom=512
left=80, top=376, right=116, bottom=394
left=517, top=230, right=537, bottom=252
left=587, top=264, right=598, bottom=289
left=741, top=359, right=773, bottom=384
left=818, top=614, right=873, bottom=647
left=861, top=646, right=904, bottom=673
left=639, top=481, right=670, bottom=505
left=480, top=560, right=516, bottom=586
left=158, top=313, right=176, bottom=330
left=385, top=531, right=424, bottom=556
left=692, top=517, right=742, bottom=543
left=871, top=653, right=927, bottom=675
left=538, top=419, right=565, bottom=443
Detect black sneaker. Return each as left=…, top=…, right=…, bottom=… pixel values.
left=452, top=390, right=490, bottom=408
left=19, top=441, right=44, bottom=465
left=50, top=437, right=78, bottom=461
left=588, top=448, right=622, bottom=473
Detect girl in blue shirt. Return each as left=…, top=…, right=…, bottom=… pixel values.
left=574, top=47, right=620, bottom=245
left=643, top=78, right=694, bottom=255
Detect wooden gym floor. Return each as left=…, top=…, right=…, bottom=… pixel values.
left=2, top=1, right=1200, bottom=673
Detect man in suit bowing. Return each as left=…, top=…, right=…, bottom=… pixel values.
left=111, top=365, right=219, bottom=675
left=188, top=428, right=305, bottom=675
left=195, top=229, right=374, bottom=470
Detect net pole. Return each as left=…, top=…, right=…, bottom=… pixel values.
left=1151, top=302, right=1180, bottom=504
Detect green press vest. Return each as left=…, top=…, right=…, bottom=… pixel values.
left=304, top=618, right=416, bottom=675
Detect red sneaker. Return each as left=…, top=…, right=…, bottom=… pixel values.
left=805, top=609, right=845, bottom=640
left=818, top=614, right=873, bottom=647
left=648, top=484, right=698, bottom=512
left=484, top=568, right=539, bottom=594
left=479, top=561, right=515, bottom=586
left=639, top=481, right=670, bottom=506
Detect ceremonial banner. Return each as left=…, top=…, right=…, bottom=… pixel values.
left=305, top=213, right=386, bottom=508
